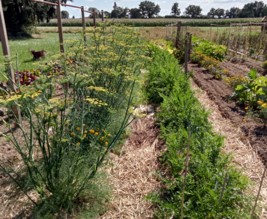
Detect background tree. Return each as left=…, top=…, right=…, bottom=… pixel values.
left=225, top=7, right=241, bottom=18
left=184, top=5, right=202, bottom=18
left=215, top=8, right=225, bottom=18
left=139, top=1, right=160, bottom=18
left=207, top=8, right=216, bottom=18
left=88, top=7, right=100, bottom=18
left=130, top=8, right=142, bottom=18
left=61, top=10, right=69, bottom=19
left=103, top=11, right=111, bottom=18
left=111, top=6, right=128, bottom=18
left=171, top=2, right=180, bottom=17
left=2, top=0, right=71, bottom=36
left=240, top=1, right=266, bottom=17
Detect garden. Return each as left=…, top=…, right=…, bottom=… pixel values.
left=0, top=20, right=267, bottom=219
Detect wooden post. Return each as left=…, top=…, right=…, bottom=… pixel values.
left=57, top=0, right=64, bottom=53
left=93, top=9, right=96, bottom=28
left=81, top=6, right=86, bottom=43
left=188, top=33, right=192, bottom=61
left=184, top=32, right=190, bottom=74
left=251, top=166, right=267, bottom=217
left=175, top=21, right=181, bottom=49
left=0, top=0, right=21, bottom=125
left=101, top=10, right=104, bottom=22
left=0, top=0, right=15, bottom=90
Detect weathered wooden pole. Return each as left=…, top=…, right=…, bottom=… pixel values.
left=175, top=21, right=181, bottom=49
left=57, top=0, right=64, bottom=53
left=0, top=0, right=21, bottom=125
left=101, top=10, right=104, bottom=22
left=0, top=0, right=15, bottom=90
left=188, top=33, right=192, bottom=61
left=81, top=6, right=86, bottom=43
left=184, top=32, right=190, bottom=74
left=93, top=9, right=96, bottom=28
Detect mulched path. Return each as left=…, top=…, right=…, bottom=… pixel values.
left=100, top=113, right=163, bottom=219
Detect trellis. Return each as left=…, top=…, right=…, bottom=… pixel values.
left=33, top=0, right=92, bottom=52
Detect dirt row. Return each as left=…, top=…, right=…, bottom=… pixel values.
left=190, top=59, right=267, bottom=166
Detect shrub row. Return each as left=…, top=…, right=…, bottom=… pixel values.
left=144, top=45, right=252, bottom=218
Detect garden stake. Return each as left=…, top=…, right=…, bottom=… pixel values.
left=180, top=130, right=191, bottom=219
left=81, top=6, right=86, bottom=44
left=251, top=166, right=267, bottom=218
left=175, top=22, right=182, bottom=49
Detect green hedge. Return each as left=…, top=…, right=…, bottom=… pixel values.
left=144, top=45, right=252, bottom=218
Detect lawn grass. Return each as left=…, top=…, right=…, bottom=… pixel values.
left=0, top=32, right=84, bottom=82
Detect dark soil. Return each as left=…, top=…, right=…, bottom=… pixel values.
left=190, top=59, right=267, bottom=166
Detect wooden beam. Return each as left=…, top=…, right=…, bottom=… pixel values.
left=0, top=0, right=15, bottom=90
left=32, top=0, right=58, bottom=6
left=57, top=0, right=64, bottom=53
left=0, top=0, right=21, bottom=125
left=81, top=6, right=86, bottom=43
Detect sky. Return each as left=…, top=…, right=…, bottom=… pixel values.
left=63, top=0, right=258, bottom=18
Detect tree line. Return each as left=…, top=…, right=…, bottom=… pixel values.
left=2, top=0, right=267, bottom=36
left=106, top=0, right=267, bottom=19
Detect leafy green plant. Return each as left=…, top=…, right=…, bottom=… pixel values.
left=192, top=36, right=227, bottom=61
left=144, top=44, right=184, bottom=105
left=233, top=69, right=267, bottom=111
left=145, top=46, right=252, bottom=218
left=191, top=51, right=223, bottom=79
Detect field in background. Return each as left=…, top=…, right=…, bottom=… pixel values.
left=41, top=17, right=262, bottom=27
left=1, top=20, right=265, bottom=82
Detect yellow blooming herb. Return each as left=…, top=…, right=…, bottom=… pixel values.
left=257, top=100, right=264, bottom=105
left=89, top=129, right=95, bottom=134
left=70, top=132, right=75, bottom=137
left=262, top=103, right=267, bottom=108
left=61, top=138, right=68, bottom=143
left=76, top=127, right=81, bottom=131
left=105, top=141, right=109, bottom=146
left=87, top=86, right=107, bottom=92
left=94, top=132, right=99, bottom=136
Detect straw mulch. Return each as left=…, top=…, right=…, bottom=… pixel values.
left=100, top=113, right=163, bottom=219
left=191, top=80, right=267, bottom=219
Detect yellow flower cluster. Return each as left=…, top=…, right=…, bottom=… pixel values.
left=257, top=100, right=267, bottom=109
left=85, top=97, right=108, bottom=107
left=70, top=127, right=111, bottom=148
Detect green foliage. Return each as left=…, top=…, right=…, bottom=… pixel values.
left=191, top=51, right=223, bottom=79
left=0, top=26, right=146, bottom=216
left=192, top=36, right=227, bottom=61
left=2, top=0, right=70, bottom=36
left=232, top=69, right=267, bottom=118
left=144, top=45, right=184, bottom=104
left=145, top=46, right=252, bottom=218
left=184, top=5, right=202, bottom=18
left=139, top=1, right=161, bottom=18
